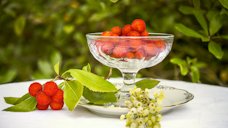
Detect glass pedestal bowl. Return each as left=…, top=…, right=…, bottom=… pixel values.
left=86, top=33, right=174, bottom=106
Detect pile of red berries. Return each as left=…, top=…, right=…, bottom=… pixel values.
left=95, top=19, right=166, bottom=60
left=28, top=81, right=64, bottom=110
left=102, top=19, right=148, bottom=36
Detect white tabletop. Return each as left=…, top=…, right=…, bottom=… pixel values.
left=0, top=78, right=228, bottom=128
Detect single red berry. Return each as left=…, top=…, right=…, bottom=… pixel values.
left=144, top=42, right=158, bottom=59
left=50, top=101, right=64, bottom=110
left=128, top=39, right=143, bottom=52
left=127, top=31, right=140, bottom=36
left=111, top=33, right=119, bottom=36
left=37, top=104, right=49, bottom=110
left=43, top=81, right=58, bottom=96
left=111, top=26, right=122, bottom=35
left=28, top=82, right=42, bottom=97
left=141, top=30, right=149, bottom=36
left=154, top=40, right=166, bottom=51
left=126, top=52, right=135, bottom=59
left=122, top=24, right=132, bottom=36
left=36, top=91, right=51, bottom=106
left=135, top=49, right=146, bottom=59
left=101, top=43, right=115, bottom=55
left=111, top=45, right=128, bottom=58
left=52, top=89, right=64, bottom=103
left=131, top=19, right=146, bottom=32
left=101, top=31, right=113, bottom=36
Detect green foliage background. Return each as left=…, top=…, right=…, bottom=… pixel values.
left=0, top=0, right=228, bottom=86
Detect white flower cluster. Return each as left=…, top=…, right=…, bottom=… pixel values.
left=120, top=88, right=164, bottom=128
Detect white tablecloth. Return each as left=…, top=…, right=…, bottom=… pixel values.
left=0, top=79, right=228, bottom=128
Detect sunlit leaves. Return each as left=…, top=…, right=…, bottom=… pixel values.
left=64, top=81, right=83, bottom=111
left=208, top=41, right=224, bottom=59
left=170, top=58, right=189, bottom=76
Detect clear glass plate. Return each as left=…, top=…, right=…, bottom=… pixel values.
left=79, top=84, right=194, bottom=117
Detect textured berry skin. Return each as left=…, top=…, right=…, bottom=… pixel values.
left=144, top=42, right=158, bottom=59
left=122, top=24, right=132, bottom=36
left=154, top=40, right=166, bottom=51
left=37, top=104, right=49, bottom=110
left=52, top=89, right=64, bottom=103
left=101, top=43, right=115, bottom=55
left=111, top=26, right=122, bottom=35
left=29, top=82, right=42, bottom=97
left=135, top=49, right=146, bottom=59
left=111, top=45, right=128, bottom=58
left=126, top=52, right=135, bottom=59
left=43, top=81, right=58, bottom=96
left=101, top=31, right=113, bottom=36
left=36, top=91, right=51, bottom=106
left=141, top=30, right=149, bottom=36
left=50, top=101, right=64, bottom=110
left=131, top=19, right=146, bottom=32
left=127, top=31, right=140, bottom=36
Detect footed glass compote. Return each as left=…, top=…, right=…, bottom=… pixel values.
left=86, top=33, right=174, bottom=106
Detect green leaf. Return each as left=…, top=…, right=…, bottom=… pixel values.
left=14, top=16, right=26, bottom=36
left=4, top=93, right=30, bottom=105
left=190, top=66, right=200, bottom=83
left=221, top=35, right=228, bottom=40
left=136, top=79, right=160, bottom=90
left=193, top=9, right=208, bottom=35
left=4, top=97, right=19, bottom=105
left=170, top=58, right=189, bottom=76
left=175, top=24, right=204, bottom=39
left=83, top=87, right=117, bottom=105
left=66, top=69, right=117, bottom=92
left=54, top=61, right=60, bottom=75
left=0, top=69, right=17, bottom=84
left=110, top=0, right=119, bottom=3
left=209, top=14, right=223, bottom=36
left=178, top=6, right=194, bottom=15
left=219, top=0, right=228, bottom=9
left=3, top=96, right=37, bottom=112
left=63, top=81, right=83, bottom=111
left=208, top=41, right=224, bottom=59
left=63, top=25, right=74, bottom=34
left=50, top=51, right=62, bottom=66
left=38, top=60, right=53, bottom=75
left=82, top=63, right=91, bottom=72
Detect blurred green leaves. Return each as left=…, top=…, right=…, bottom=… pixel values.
left=171, top=57, right=206, bottom=82
left=219, top=0, right=228, bottom=9
left=0, top=0, right=227, bottom=86
left=208, top=41, right=224, bottom=59
left=14, top=16, right=26, bottom=36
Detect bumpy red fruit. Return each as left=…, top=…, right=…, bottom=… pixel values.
left=52, top=89, right=64, bottom=103
left=135, top=49, right=146, bottom=59
left=141, top=30, right=149, bottom=36
left=50, top=101, right=64, bottom=110
left=127, top=31, right=140, bottom=36
left=36, top=91, right=51, bottom=106
left=111, top=26, right=122, bottom=35
left=144, top=42, right=158, bottom=59
left=131, top=19, right=146, bottom=32
left=29, top=82, right=42, bottom=97
left=37, top=104, right=49, bottom=110
left=102, top=31, right=113, bottom=36
left=101, top=43, right=115, bottom=55
left=126, top=52, right=135, bottom=59
left=122, top=24, right=132, bottom=36
left=43, top=81, right=58, bottom=96
left=111, top=45, right=128, bottom=58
